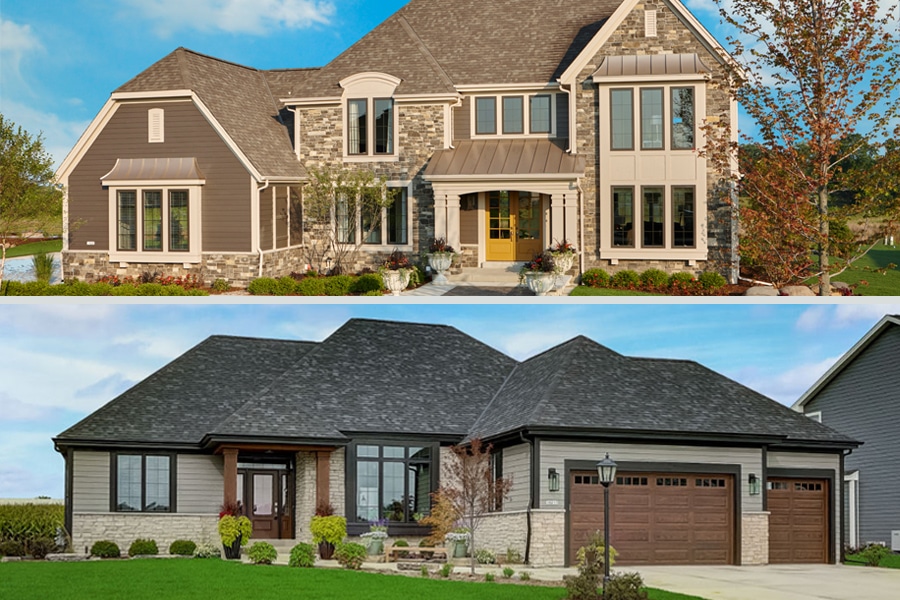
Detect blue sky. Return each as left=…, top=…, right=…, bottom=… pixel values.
left=1, top=0, right=748, bottom=168
left=1, top=302, right=898, bottom=499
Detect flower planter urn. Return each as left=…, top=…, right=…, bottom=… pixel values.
left=223, top=536, right=242, bottom=560
left=453, top=539, right=468, bottom=558
left=552, top=252, right=575, bottom=274
left=524, top=272, right=555, bottom=296
left=318, top=541, right=336, bottom=560
left=381, top=269, right=411, bottom=296
left=427, top=252, right=453, bottom=284
left=367, top=538, right=384, bottom=556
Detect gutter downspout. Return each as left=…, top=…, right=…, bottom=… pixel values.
left=577, top=179, right=585, bottom=279
left=257, top=179, right=271, bottom=277
left=519, top=431, right=534, bottom=565
left=449, top=96, right=463, bottom=149
left=556, top=79, right=574, bottom=154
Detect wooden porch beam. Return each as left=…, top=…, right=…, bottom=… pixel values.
left=223, top=447, right=238, bottom=507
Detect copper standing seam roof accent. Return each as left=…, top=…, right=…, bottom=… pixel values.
left=424, top=139, right=585, bottom=178
left=592, top=53, right=712, bottom=78
left=100, top=157, right=206, bottom=182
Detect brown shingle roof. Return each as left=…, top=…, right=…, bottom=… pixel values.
left=116, top=48, right=304, bottom=179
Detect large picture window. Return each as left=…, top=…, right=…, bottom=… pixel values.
left=352, top=442, right=435, bottom=524
left=341, top=186, right=410, bottom=248
left=112, top=453, right=174, bottom=512
left=116, top=189, right=192, bottom=254
left=608, top=86, right=696, bottom=152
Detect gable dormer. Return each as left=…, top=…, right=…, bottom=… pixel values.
left=339, top=72, right=402, bottom=161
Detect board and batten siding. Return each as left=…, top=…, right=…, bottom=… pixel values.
left=176, top=454, right=224, bottom=513
left=503, top=443, right=531, bottom=511
left=540, top=441, right=764, bottom=512
left=803, top=324, right=900, bottom=546
left=72, top=451, right=110, bottom=512
left=67, top=100, right=253, bottom=253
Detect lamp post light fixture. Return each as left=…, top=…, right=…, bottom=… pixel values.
left=548, top=468, right=560, bottom=492
left=596, top=453, right=617, bottom=595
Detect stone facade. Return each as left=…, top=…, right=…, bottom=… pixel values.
left=72, top=513, right=218, bottom=555
left=63, top=251, right=262, bottom=287
left=294, top=451, right=318, bottom=543
left=473, top=511, right=528, bottom=559
left=530, top=510, right=566, bottom=567
left=741, top=512, right=770, bottom=565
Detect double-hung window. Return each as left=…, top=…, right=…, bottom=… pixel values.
left=347, top=98, right=394, bottom=157
left=112, top=453, right=174, bottom=512
left=351, top=442, right=435, bottom=525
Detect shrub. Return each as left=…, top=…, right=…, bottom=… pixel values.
left=520, top=571, right=531, bottom=581
left=668, top=271, right=696, bottom=286
left=247, top=541, right=277, bottom=565
left=439, top=563, right=454, bottom=578
left=288, top=542, right=316, bottom=567
left=502, top=566, right=515, bottom=579
left=128, top=538, right=158, bottom=556
left=351, top=273, right=383, bottom=294
left=392, top=538, right=410, bottom=558
left=28, top=536, right=57, bottom=559
left=168, top=540, right=196, bottom=556
left=610, top=269, right=641, bottom=288
left=323, top=274, right=355, bottom=296
left=485, top=572, right=495, bottom=582
left=0, top=540, right=26, bottom=557
left=90, top=540, right=121, bottom=558
left=639, top=268, right=669, bottom=288
left=603, top=572, right=648, bottom=600
left=193, top=542, right=221, bottom=559
left=575, top=531, right=617, bottom=569
left=310, top=515, right=346, bottom=546
left=247, top=277, right=278, bottom=295
left=504, top=547, right=524, bottom=564
left=861, top=543, right=890, bottom=567
left=296, top=277, right=326, bottom=296
left=276, top=276, right=298, bottom=295
left=565, top=545, right=602, bottom=600
left=32, top=252, right=55, bottom=283
left=334, top=542, right=367, bottom=569
left=698, top=271, right=727, bottom=290
left=581, top=268, right=610, bottom=288
left=420, top=564, right=430, bottom=577
left=218, top=515, right=252, bottom=547
left=475, top=548, right=496, bottom=564
left=212, top=278, right=230, bottom=292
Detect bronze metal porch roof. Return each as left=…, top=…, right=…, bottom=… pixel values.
left=592, top=53, right=712, bottom=79
left=424, top=139, right=585, bottom=180
left=101, top=157, right=205, bottom=183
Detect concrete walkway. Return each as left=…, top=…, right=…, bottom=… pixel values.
left=402, top=281, right=576, bottom=296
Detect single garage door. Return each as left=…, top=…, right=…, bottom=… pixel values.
left=569, top=471, right=734, bottom=566
left=768, top=477, right=829, bottom=563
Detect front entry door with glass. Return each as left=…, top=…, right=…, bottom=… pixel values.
left=486, top=191, right=543, bottom=261
left=237, top=465, right=293, bottom=539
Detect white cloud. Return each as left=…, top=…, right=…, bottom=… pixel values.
left=732, top=355, right=840, bottom=405
left=796, top=305, right=900, bottom=333
left=0, top=18, right=43, bottom=62
left=121, top=0, right=336, bottom=37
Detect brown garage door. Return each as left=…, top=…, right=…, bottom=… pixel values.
left=569, top=471, right=734, bottom=566
left=768, top=477, right=828, bottom=563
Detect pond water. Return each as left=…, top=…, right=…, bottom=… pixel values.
left=2, top=254, right=62, bottom=284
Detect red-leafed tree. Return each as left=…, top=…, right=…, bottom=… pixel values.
left=710, top=0, right=900, bottom=294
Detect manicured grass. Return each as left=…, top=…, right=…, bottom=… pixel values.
left=845, top=552, right=900, bottom=569
left=0, top=559, right=707, bottom=600
left=806, top=243, right=900, bottom=296
left=569, top=286, right=663, bottom=296
left=2, top=239, right=62, bottom=259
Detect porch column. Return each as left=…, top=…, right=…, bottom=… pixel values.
left=316, top=451, right=331, bottom=509
left=564, top=192, right=578, bottom=245
left=446, top=194, right=461, bottom=252
left=223, top=448, right=238, bottom=507
left=550, top=194, right=566, bottom=243
left=434, top=193, right=448, bottom=244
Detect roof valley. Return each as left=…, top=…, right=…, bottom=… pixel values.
left=396, top=15, right=456, bottom=91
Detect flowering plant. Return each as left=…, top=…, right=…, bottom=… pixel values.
left=445, top=531, right=471, bottom=542
left=360, top=518, right=389, bottom=539
left=428, top=237, right=456, bottom=254
left=519, top=251, right=557, bottom=275
left=381, top=249, right=412, bottom=271
left=549, top=239, right=576, bottom=254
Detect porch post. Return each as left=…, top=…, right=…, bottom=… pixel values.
left=433, top=192, right=448, bottom=243
left=550, top=194, right=566, bottom=243
left=316, top=451, right=331, bottom=509
left=223, top=448, right=238, bottom=507
left=564, top=191, right=578, bottom=245
left=446, top=194, right=461, bottom=251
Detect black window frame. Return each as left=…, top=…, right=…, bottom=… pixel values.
left=110, top=451, right=177, bottom=513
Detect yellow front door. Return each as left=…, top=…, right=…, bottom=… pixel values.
left=486, top=191, right=543, bottom=261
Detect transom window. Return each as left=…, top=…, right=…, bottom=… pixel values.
left=474, top=93, right=556, bottom=137
left=609, top=86, right=695, bottom=151
left=347, top=98, right=394, bottom=156
left=352, top=442, right=435, bottom=524
left=113, top=453, right=174, bottom=512
left=117, top=189, right=190, bottom=253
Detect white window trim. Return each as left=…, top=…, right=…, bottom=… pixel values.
left=107, top=184, right=202, bottom=263
left=340, top=72, right=401, bottom=162
left=339, top=182, right=414, bottom=253
left=470, top=93, right=557, bottom=139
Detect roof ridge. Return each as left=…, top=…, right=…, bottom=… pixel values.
left=206, top=334, right=314, bottom=344
left=396, top=14, right=456, bottom=91
left=174, top=47, right=193, bottom=89
left=177, top=46, right=261, bottom=72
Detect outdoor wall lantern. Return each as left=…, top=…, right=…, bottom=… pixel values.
left=749, top=473, right=761, bottom=496
left=596, top=453, right=617, bottom=593
left=548, top=468, right=560, bottom=492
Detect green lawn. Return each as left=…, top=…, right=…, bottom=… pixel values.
left=0, top=559, right=705, bottom=600
left=808, top=243, right=900, bottom=296
left=845, top=552, right=900, bottom=569
left=569, top=286, right=663, bottom=296
left=3, top=239, right=63, bottom=259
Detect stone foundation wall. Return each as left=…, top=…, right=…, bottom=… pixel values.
left=741, top=512, right=770, bottom=565
left=582, top=257, right=708, bottom=278
left=473, top=511, right=528, bottom=558
left=530, top=510, right=566, bottom=567
left=72, top=513, right=218, bottom=555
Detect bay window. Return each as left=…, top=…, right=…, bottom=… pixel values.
left=115, top=189, right=193, bottom=255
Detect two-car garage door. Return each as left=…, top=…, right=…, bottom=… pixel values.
left=569, top=471, right=734, bottom=565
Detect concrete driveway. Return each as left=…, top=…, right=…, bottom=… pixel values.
left=637, top=564, right=900, bottom=600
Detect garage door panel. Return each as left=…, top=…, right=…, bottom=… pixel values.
left=655, top=512, right=690, bottom=525
left=767, top=477, right=828, bottom=564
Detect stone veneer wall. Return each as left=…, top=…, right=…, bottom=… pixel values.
left=72, top=513, right=218, bottom=555
left=574, top=2, right=738, bottom=281
left=295, top=451, right=317, bottom=543
left=741, top=512, right=770, bottom=565
left=530, top=510, right=566, bottom=566
left=473, top=511, right=528, bottom=558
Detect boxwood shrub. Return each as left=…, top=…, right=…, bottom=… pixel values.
left=288, top=542, right=316, bottom=567
left=295, top=277, right=326, bottom=296
left=323, top=275, right=355, bottom=296
left=90, top=540, right=121, bottom=558
left=129, top=538, right=158, bottom=556
left=639, top=268, right=669, bottom=288
left=581, top=268, right=610, bottom=288
left=350, top=273, right=383, bottom=294
left=0, top=280, right=208, bottom=296
left=698, top=271, right=727, bottom=290
left=610, top=269, right=641, bottom=288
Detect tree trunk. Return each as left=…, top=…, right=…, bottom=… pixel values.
left=818, top=187, right=830, bottom=296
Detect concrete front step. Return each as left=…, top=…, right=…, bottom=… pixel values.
left=448, top=264, right=525, bottom=284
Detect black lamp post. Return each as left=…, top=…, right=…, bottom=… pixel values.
left=596, top=453, right=617, bottom=595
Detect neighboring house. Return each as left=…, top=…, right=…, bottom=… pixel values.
left=793, top=314, right=900, bottom=550
left=54, top=318, right=856, bottom=566
left=56, top=0, right=740, bottom=286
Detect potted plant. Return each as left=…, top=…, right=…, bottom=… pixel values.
left=310, top=509, right=346, bottom=560
left=360, top=518, right=389, bottom=555
left=426, top=238, right=457, bottom=284
left=519, top=252, right=557, bottom=296
left=445, top=528, right=470, bottom=558
left=549, top=239, right=577, bottom=289
left=218, top=502, right=252, bottom=560
left=379, top=249, right=414, bottom=296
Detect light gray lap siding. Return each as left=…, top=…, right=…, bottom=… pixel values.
left=176, top=454, right=224, bottom=513
left=804, top=325, right=900, bottom=545
left=503, top=443, right=531, bottom=511
left=72, top=451, right=110, bottom=512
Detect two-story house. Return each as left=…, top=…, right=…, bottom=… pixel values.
left=57, top=0, right=739, bottom=286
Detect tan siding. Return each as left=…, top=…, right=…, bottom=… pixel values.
left=176, top=454, right=223, bottom=513
left=72, top=451, right=110, bottom=512
left=259, top=187, right=274, bottom=251
left=289, top=186, right=303, bottom=245
left=503, top=443, right=531, bottom=511
left=540, top=441, right=764, bottom=512
left=68, top=101, right=253, bottom=253
left=453, top=96, right=471, bottom=141
left=459, top=194, right=478, bottom=244
left=275, top=187, right=289, bottom=248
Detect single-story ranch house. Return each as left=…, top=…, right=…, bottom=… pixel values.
left=56, top=0, right=740, bottom=286
left=54, top=319, right=857, bottom=566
